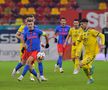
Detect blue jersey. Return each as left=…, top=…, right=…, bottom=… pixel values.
left=23, top=28, right=43, bottom=52
left=55, top=25, right=70, bottom=44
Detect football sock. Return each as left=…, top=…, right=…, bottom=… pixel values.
left=30, top=64, right=35, bottom=77
left=38, top=62, right=43, bottom=76
left=58, top=56, right=62, bottom=68
left=74, top=58, right=80, bottom=69
left=15, top=62, right=23, bottom=71
left=83, top=67, right=93, bottom=79
left=22, top=64, right=29, bottom=76
left=30, top=69, right=37, bottom=77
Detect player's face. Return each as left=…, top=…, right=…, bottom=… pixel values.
left=27, top=20, right=34, bottom=30
left=25, top=17, right=35, bottom=24
left=81, top=22, right=88, bottom=29
left=73, top=21, right=79, bottom=28
left=60, top=19, right=66, bottom=26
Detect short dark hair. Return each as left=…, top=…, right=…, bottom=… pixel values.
left=24, top=14, right=34, bottom=19
left=60, top=17, right=66, bottom=20
left=74, top=19, right=79, bottom=22
left=81, top=19, right=88, bottom=23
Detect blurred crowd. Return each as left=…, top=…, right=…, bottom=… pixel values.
left=0, top=0, right=108, bottom=25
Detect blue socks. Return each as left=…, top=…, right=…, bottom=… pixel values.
left=15, top=62, right=23, bottom=71
left=38, top=62, right=43, bottom=76
left=22, top=64, right=29, bottom=76
left=57, top=56, right=62, bottom=68
left=30, top=69, right=37, bottom=77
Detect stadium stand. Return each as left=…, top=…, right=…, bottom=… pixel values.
left=0, top=0, right=107, bottom=25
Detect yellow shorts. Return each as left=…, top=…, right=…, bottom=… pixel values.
left=71, top=44, right=82, bottom=59
left=81, top=54, right=96, bottom=68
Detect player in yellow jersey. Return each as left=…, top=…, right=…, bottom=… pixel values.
left=76, top=19, right=105, bottom=84
left=64, top=19, right=83, bottom=74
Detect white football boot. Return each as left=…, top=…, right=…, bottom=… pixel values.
left=30, top=76, right=35, bottom=81
left=54, top=64, right=59, bottom=72
left=40, top=76, right=47, bottom=81
left=59, top=68, right=64, bottom=73
left=17, top=75, right=24, bottom=81
left=11, top=68, right=16, bottom=77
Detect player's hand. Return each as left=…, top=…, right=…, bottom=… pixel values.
left=45, top=43, right=49, bottom=48
left=100, top=44, right=105, bottom=52
left=54, top=38, right=57, bottom=43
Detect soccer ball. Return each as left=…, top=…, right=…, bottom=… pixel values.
left=37, top=52, right=45, bottom=60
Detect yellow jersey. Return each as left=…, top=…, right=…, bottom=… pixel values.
left=17, top=25, right=26, bottom=56
left=77, top=28, right=105, bottom=56
left=69, top=27, right=83, bottom=43
left=18, top=24, right=25, bottom=33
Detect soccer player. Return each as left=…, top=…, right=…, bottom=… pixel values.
left=76, top=19, right=105, bottom=84
left=54, top=17, right=70, bottom=73
left=64, top=19, right=83, bottom=74
left=12, top=15, right=48, bottom=81
left=17, top=17, right=49, bottom=81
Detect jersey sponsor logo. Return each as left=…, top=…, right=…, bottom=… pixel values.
left=27, top=36, right=37, bottom=40
left=59, top=32, right=68, bottom=35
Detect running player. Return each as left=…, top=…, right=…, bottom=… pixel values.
left=12, top=15, right=48, bottom=81
left=64, top=19, right=83, bottom=74
left=77, top=19, right=105, bottom=84
left=54, top=17, right=70, bottom=73
left=17, top=17, right=49, bottom=81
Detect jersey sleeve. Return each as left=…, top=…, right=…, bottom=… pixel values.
left=37, top=29, right=44, bottom=36
left=91, top=29, right=100, bottom=37
left=18, top=25, right=25, bottom=33
left=69, top=28, right=72, bottom=36
left=23, top=32, right=27, bottom=42
left=55, top=27, right=59, bottom=34
left=91, top=29, right=105, bottom=45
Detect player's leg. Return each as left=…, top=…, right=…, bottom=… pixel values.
left=16, top=51, right=22, bottom=74
left=81, top=56, right=95, bottom=84
left=18, top=51, right=41, bottom=82
left=16, top=44, right=24, bottom=74
left=73, top=45, right=82, bottom=74
left=37, top=60, right=47, bottom=81
left=29, top=63, right=35, bottom=81
left=12, top=49, right=27, bottom=76
left=54, top=44, right=64, bottom=73
left=11, top=60, right=26, bottom=77
left=29, top=65, right=41, bottom=83
left=18, top=56, right=39, bottom=81
left=72, top=46, right=78, bottom=74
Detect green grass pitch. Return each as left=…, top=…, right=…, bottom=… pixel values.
left=0, top=60, right=108, bottom=90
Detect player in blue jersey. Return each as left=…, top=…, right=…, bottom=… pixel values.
left=12, top=15, right=49, bottom=81
left=14, top=15, right=39, bottom=81
left=54, top=17, right=70, bottom=73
